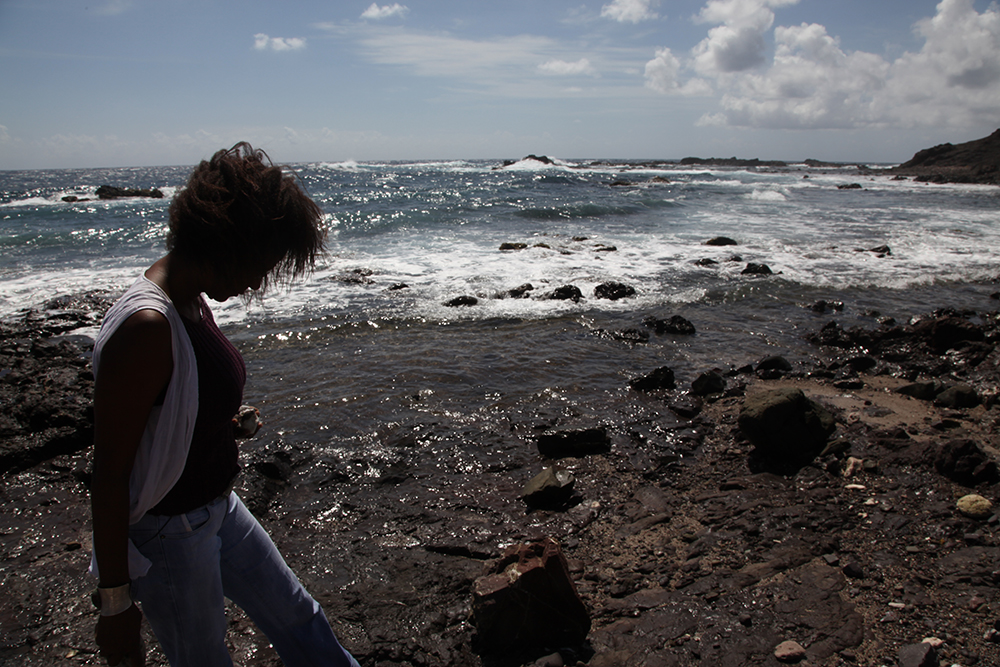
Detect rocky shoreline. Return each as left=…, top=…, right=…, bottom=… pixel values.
left=2, top=295, right=1000, bottom=667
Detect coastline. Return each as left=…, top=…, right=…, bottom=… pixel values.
left=2, top=294, right=1000, bottom=666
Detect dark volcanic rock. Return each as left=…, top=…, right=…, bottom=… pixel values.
left=541, top=285, right=584, bottom=302
left=891, top=128, right=1000, bottom=185
left=593, top=282, right=635, bottom=300
left=444, top=295, right=478, bottom=307
left=933, top=439, right=1000, bottom=487
left=538, top=427, right=611, bottom=459
left=742, top=262, right=773, bottom=275
left=704, top=236, right=738, bottom=246
left=95, top=185, right=164, bottom=199
left=691, top=370, right=725, bottom=396
left=628, top=366, right=676, bottom=392
left=738, top=388, right=836, bottom=459
left=521, top=467, right=576, bottom=509
left=642, top=315, right=696, bottom=335
left=472, top=538, right=590, bottom=654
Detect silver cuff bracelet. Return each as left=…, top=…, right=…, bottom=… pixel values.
left=97, top=583, right=133, bottom=617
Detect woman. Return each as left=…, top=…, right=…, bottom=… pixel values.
left=90, top=143, right=359, bottom=667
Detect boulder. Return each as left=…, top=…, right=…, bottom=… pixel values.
left=444, top=295, right=478, bottom=307
left=691, top=370, right=725, bottom=396
left=95, top=185, right=164, bottom=199
left=538, top=427, right=611, bottom=459
left=628, top=366, right=675, bottom=392
left=934, top=383, right=980, bottom=408
left=933, top=439, right=999, bottom=486
left=704, top=236, right=738, bottom=246
left=914, top=315, right=984, bottom=353
left=499, top=242, right=528, bottom=251
left=897, top=641, right=937, bottom=667
left=738, top=388, right=836, bottom=458
left=541, top=285, right=583, bottom=302
left=499, top=283, right=534, bottom=299
left=472, top=538, right=591, bottom=654
left=642, top=315, right=696, bottom=335
left=593, top=282, right=635, bottom=300
left=742, top=263, right=773, bottom=275
left=896, top=381, right=940, bottom=401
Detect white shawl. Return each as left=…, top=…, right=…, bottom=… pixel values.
left=90, top=274, right=199, bottom=578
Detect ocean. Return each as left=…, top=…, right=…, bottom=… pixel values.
left=2, top=158, right=999, bottom=452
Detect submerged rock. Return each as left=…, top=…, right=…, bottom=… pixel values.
left=538, top=427, right=611, bottom=459
left=628, top=366, right=675, bottom=392
left=643, top=315, right=696, bottom=335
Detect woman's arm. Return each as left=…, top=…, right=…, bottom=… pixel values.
left=91, top=309, right=173, bottom=666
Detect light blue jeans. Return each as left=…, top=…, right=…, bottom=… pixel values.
left=129, top=492, right=359, bottom=667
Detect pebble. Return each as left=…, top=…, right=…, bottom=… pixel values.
left=957, top=494, right=993, bottom=519
left=774, top=640, right=807, bottom=663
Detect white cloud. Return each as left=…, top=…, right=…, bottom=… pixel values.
left=0, top=124, right=9, bottom=144
left=691, top=0, right=799, bottom=75
left=601, top=0, right=659, bottom=23
left=538, top=58, right=597, bottom=76
left=361, top=3, right=409, bottom=20
left=253, top=34, right=307, bottom=52
left=644, top=48, right=712, bottom=95
left=648, top=0, right=1000, bottom=132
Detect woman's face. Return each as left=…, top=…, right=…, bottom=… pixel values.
left=203, top=251, right=284, bottom=302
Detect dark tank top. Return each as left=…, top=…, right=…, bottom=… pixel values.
left=149, top=298, right=244, bottom=515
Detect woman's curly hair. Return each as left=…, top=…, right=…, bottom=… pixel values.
left=166, top=142, right=324, bottom=293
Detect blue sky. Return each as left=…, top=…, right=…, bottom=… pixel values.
left=1, top=0, right=998, bottom=168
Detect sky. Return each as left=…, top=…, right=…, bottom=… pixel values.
left=0, top=0, right=999, bottom=169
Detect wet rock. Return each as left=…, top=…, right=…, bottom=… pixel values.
left=810, top=300, right=844, bottom=313
left=898, top=641, right=938, bottom=667
left=642, top=314, right=696, bottom=335
left=500, top=283, right=534, bottom=299
left=757, top=355, right=792, bottom=374
left=538, top=427, right=611, bottom=459
left=628, top=366, right=675, bottom=392
left=472, top=538, right=590, bottom=654
left=541, top=285, right=583, bottom=302
left=499, top=242, right=528, bottom=251
left=444, top=295, right=478, bottom=307
left=704, top=236, right=738, bottom=246
left=95, top=184, right=164, bottom=199
left=933, top=439, right=1000, bottom=486
left=956, top=494, right=993, bottom=519
left=521, top=467, right=576, bottom=509
left=738, top=388, right=836, bottom=459
left=593, top=282, right=635, bottom=300
left=742, top=262, right=773, bottom=275
left=691, top=370, right=725, bottom=396
left=774, top=639, right=807, bottom=662
left=837, top=183, right=863, bottom=190
left=915, top=315, right=984, bottom=353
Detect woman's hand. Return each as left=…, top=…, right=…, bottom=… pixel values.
left=94, top=602, right=145, bottom=667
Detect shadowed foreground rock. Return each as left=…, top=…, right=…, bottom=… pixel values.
left=737, top=387, right=836, bottom=459
left=471, top=538, right=590, bottom=656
